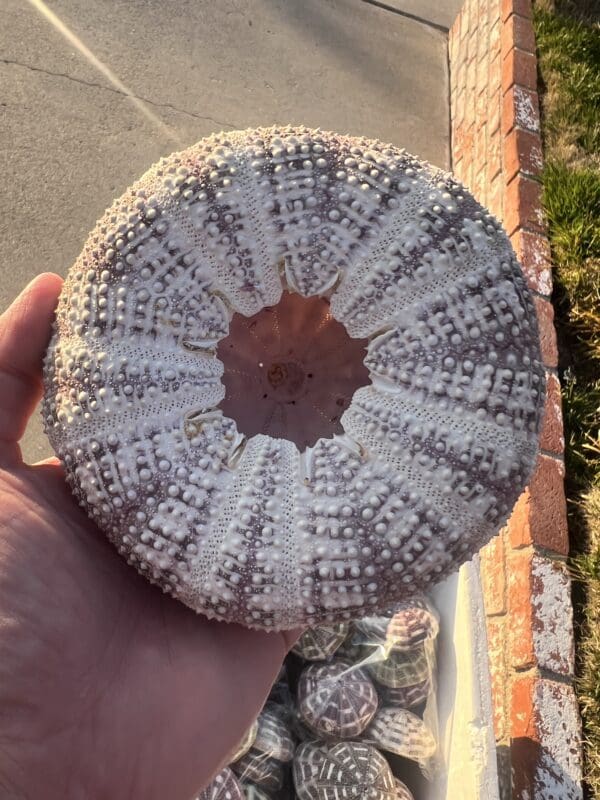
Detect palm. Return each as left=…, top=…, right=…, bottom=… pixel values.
left=0, top=275, right=295, bottom=800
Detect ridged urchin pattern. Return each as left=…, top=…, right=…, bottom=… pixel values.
left=196, top=767, right=243, bottom=800
left=293, top=740, right=398, bottom=800
left=42, top=125, right=545, bottom=630
left=297, top=660, right=379, bottom=739
left=292, top=623, right=350, bottom=661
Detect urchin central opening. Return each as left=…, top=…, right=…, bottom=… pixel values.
left=217, top=292, right=370, bottom=450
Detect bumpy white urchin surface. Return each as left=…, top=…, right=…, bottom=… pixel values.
left=42, top=125, right=546, bottom=631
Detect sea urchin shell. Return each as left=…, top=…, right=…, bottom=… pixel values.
left=42, top=125, right=545, bottom=631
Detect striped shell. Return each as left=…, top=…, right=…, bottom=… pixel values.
left=231, top=752, right=283, bottom=792
left=251, top=706, right=294, bottom=763
left=197, top=767, right=244, bottom=800
left=292, top=623, right=350, bottom=661
left=367, top=644, right=432, bottom=689
left=297, top=660, right=379, bottom=739
left=241, top=784, right=272, bottom=800
left=362, top=707, right=437, bottom=766
left=355, top=598, right=439, bottom=650
left=228, top=720, right=259, bottom=764
left=380, top=677, right=431, bottom=709
left=42, top=124, right=545, bottom=630
left=394, top=779, right=416, bottom=800
left=293, top=740, right=397, bottom=800
left=231, top=706, right=293, bottom=791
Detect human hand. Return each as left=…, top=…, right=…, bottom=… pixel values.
left=0, top=274, right=298, bottom=800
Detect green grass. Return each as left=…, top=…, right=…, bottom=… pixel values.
left=533, top=2, right=600, bottom=795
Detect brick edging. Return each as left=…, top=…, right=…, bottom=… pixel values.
left=448, top=1, right=583, bottom=797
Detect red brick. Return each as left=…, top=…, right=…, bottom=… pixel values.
left=456, top=51, right=467, bottom=92
left=489, top=53, right=502, bottom=103
left=465, top=57, right=478, bottom=116
left=488, top=127, right=502, bottom=182
left=511, top=673, right=537, bottom=738
left=488, top=88, right=502, bottom=138
left=480, top=532, right=506, bottom=615
left=449, top=26, right=460, bottom=67
left=489, top=19, right=501, bottom=55
left=490, top=0, right=501, bottom=22
left=502, top=13, right=537, bottom=58
left=487, top=171, right=504, bottom=219
left=486, top=615, right=508, bottom=741
left=507, top=549, right=536, bottom=668
left=503, top=174, right=545, bottom=235
left=453, top=119, right=473, bottom=154
left=476, top=58, right=489, bottom=110
left=459, top=4, right=470, bottom=44
left=454, top=150, right=471, bottom=188
left=530, top=554, right=575, bottom=675
left=502, top=85, right=540, bottom=134
left=504, top=128, right=544, bottom=182
left=528, top=456, right=567, bottom=552
left=449, top=11, right=461, bottom=44
left=464, top=0, right=474, bottom=33
left=508, top=454, right=568, bottom=554
left=506, top=550, right=574, bottom=674
left=466, top=156, right=476, bottom=195
left=534, top=296, right=559, bottom=368
left=477, top=21, right=489, bottom=64
left=466, top=28, right=479, bottom=69
left=540, top=372, right=565, bottom=454
left=502, top=0, right=532, bottom=22
left=475, top=85, right=488, bottom=129
left=510, top=229, right=553, bottom=295
left=511, top=678, right=582, bottom=800
left=502, top=48, right=538, bottom=93
left=452, top=86, right=467, bottom=128
left=474, top=124, right=488, bottom=198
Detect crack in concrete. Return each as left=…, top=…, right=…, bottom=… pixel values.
left=0, top=57, right=237, bottom=130
left=360, top=0, right=449, bottom=33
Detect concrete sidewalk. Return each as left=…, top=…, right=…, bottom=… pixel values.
left=0, top=0, right=462, bottom=461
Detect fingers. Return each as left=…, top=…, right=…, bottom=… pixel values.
left=0, top=273, right=63, bottom=461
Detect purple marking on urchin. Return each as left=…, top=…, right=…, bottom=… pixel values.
left=297, top=659, right=379, bottom=739
left=196, top=767, right=243, bottom=800
left=42, top=125, right=546, bottom=631
left=294, top=740, right=398, bottom=800
left=292, top=621, right=350, bottom=661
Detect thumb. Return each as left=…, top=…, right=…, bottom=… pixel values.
left=0, top=273, right=63, bottom=463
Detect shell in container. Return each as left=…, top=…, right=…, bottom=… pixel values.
left=292, top=623, right=350, bottom=661
left=241, top=782, right=273, bottom=800
left=294, top=740, right=399, bottom=800
left=297, top=659, right=379, bottom=739
left=367, top=644, right=432, bottom=690
left=252, top=705, right=295, bottom=763
left=362, top=706, right=437, bottom=774
left=355, top=598, right=439, bottom=652
left=228, top=719, right=259, bottom=764
left=197, top=767, right=244, bottom=800
left=231, top=751, right=284, bottom=792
